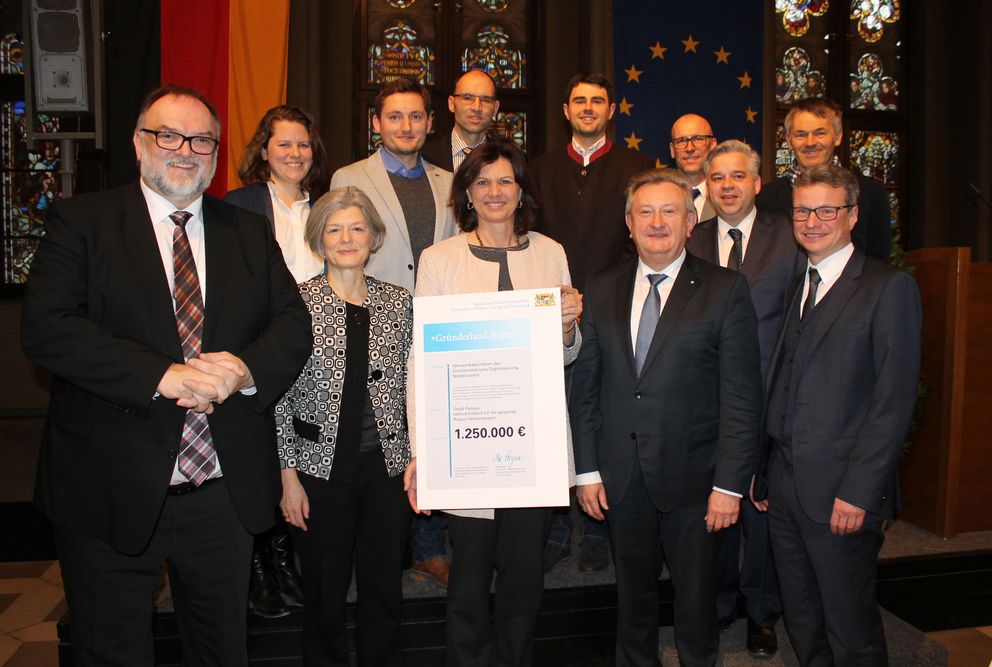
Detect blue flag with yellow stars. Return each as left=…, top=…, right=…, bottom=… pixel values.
left=613, top=1, right=763, bottom=164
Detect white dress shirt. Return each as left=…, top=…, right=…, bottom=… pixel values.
left=801, top=243, right=855, bottom=316
left=141, top=181, right=225, bottom=483
left=267, top=182, right=322, bottom=284
left=571, top=135, right=607, bottom=167
left=716, top=207, right=757, bottom=268
left=692, top=180, right=709, bottom=220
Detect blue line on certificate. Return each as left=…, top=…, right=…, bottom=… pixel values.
left=447, top=364, right=453, bottom=478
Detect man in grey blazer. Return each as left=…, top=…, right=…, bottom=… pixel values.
left=330, top=76, right=457, bottom=588
left=686, top=140, right=804, bottom=657
left=753, top=164, right=921, bottom=666
left=329, top=76, right=456, bottom=292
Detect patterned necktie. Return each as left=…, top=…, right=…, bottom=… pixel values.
left=728, top=227, right=744, bottom=271
left=801, top=268, right=822, bottom=321
left=171, top=211, right=217, bottom=485
left=691, top=188, right=701, bottom=200
left=634, top=273, right=667, bottom=374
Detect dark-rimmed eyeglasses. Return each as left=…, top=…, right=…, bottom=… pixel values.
left=791, top=204, right=855, bottom=221
left=453, top=93, right=496, bottom=107
left=140, top=129, right=219, bottom=155
left=671, top=134, right=714, bottom=149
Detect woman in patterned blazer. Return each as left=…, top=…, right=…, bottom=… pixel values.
left=276, top=186, right=413, bottom=666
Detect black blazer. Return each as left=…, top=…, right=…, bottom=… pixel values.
left=224, top=182, right=318, bottom=234
left=753, top=250, right=921, bottom=522
left=21, top=182, right=312, bottom=554
left=420, top=131, right=455, bottom=172
left=569, top=253, right=764, bottom=511
left=756, top=173, right=891, bottom=263
left=685, top=210, right=805, bottom=376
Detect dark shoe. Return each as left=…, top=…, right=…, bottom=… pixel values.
left=410, top=556, right=450, bottom=589
left=746, top=616, right=778, bottom=658
left=542, top=542, right=571, bottom=573
left=578, top=539, right=609, bottom=572
left=270, top=528, right=304, bottom=608
left=249, top=544, right=290, bottom=619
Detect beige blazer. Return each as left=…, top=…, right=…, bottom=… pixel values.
left=330, top=150, right=457, bottom=291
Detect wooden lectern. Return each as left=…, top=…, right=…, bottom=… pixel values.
left=900, top=248, right=992, bottom=537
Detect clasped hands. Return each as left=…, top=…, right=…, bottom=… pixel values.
left=156, top=351, right=254, bottom=414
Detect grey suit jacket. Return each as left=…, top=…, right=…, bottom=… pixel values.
left=685, top=210, right=805, bottom=376
left=330, top=151, right=456, bottom=291
left=754, top=250, right=921, bottom=522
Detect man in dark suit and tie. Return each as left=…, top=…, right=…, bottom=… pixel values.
left=686, top=140, right=804, bottom=656
left=421, top=69, right=500, bottom=173
left=21, top=85, right=312, bottom=665
left=571, top=168, right=764, bottom=666
left=753, top=164, right=921, bottom=666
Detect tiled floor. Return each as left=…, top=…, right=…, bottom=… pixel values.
left=2, top=559, right=990, bottom=666
left=0, top=561, right=63, bottom=666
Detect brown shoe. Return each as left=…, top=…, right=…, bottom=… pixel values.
left=410, top=556, right=449, bottom=589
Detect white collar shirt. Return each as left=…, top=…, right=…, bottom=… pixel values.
left=716, top=207, right=757, bottom=268
left=571, top=135, right=607, bottom=167
left=802, top=243, right=855, bottom=316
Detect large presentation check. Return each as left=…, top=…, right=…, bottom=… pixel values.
left=413, top=288, right=570, bottom=510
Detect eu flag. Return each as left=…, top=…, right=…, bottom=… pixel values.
left=613, top=1, right=764, bottom=163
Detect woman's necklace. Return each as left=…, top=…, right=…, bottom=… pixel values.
left=475, top=230, right=519, bottom=248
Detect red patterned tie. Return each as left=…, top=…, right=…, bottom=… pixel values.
left=171, top=211, right=217, bottom=485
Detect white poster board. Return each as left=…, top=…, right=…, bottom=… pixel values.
left=413, top=288, right=569, bottom=510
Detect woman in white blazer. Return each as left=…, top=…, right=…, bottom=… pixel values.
left=404, top=137, right=583, bottom=666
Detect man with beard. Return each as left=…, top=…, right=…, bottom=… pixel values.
left=21, top=84, right=312, bottom=665
left=531, top=72, right=654, bottom=573
left=669, top=113, right=718, bottom=223
left=330, top=76, right=457, bottom=292
left=421, top=69, right=500, bottom=172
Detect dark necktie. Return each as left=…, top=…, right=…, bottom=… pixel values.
left=801, top=268, right=822, bottom=321
left=728, top=227, right=744, bottom=271
left=634, top=273, right=667, bottom=374
left=691, top=187, right=701, bottom=200
left=171, top=211, right=217, bottom=485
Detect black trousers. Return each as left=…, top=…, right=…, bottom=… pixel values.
left=715, top=496, right=782, bottom=626
left=55, top=477, right=254, bottom=667
left=768, top=452, right=887, bottom=667
left=446, top=507, right=552, bottom=667
left=292, top=451, right=411, bottom=667
left=607, top=458, right=724, bottom=667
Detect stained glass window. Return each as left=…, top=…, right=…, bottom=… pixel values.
left=460, top=0, right=528, bottom=90
left=367, top=105, right=382, bottom=155
left=2, top=31, right=62, bottom=286
left=772, top=2, right=907, bottom=249
left=849, top=130, right=898, bottom=186
left=775, top=0, right=830, bottom=37
left=774, top=124, right=793, bottom=178
left=776, top=46, right=827, bottom=104
left=368, top=19, right=436, bottom=86
left=848, top=0, right=901, bottom=111
left=490, top=109, right=526, bottom=151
